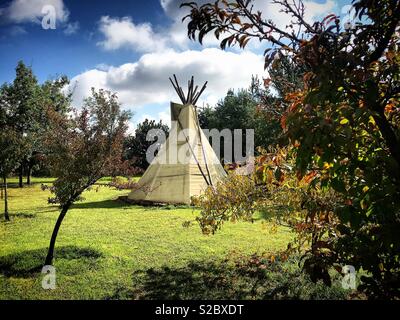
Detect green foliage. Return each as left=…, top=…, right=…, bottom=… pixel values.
left=0, top=83, right=25, bottom=219
left=124, top=119, right=169, bottom=170
left=43, top=88, right=131, bottom=265
left=192, top=172, right=259, bottom=235
left=198, top=77, right=283, bottom=156
left=46, top=88, right=131, bottom=207
left=282, top=4, right=400, bottom=298
left=182, top=0, right=400, bottom=298
left=268, top=55, right=306, bottom=98
left=1, top=61, right=71, bottom=183
left=0, top=84, right=23, bottom=173
left=8, top=61, right=41, bottom=134
left=108, top=176, right=140, bottom=190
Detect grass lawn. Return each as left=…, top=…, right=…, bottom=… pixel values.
left=0, top=177, right=348, bottom=300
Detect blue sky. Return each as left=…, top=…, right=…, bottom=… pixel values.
left=0, top=0, right=351, bottom=131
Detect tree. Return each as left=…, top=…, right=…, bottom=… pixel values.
left=0, top=85, right=23, bottom=220
left=182, top=0, right=400, bottom=297
left=198, top=77, right=283, bottom=159
left=25, top=76, right=72, bottom=183
left=3, top=62, right=71, bottom=185
left=0, top=131, right=22, bottom=221
left=8, top=61, right=41, bottom=188
left=124, top=119, right=169, bottom=171
left=44, top=88, right=131, bottom=265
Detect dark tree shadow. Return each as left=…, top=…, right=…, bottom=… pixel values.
left=71, top=199, right=129, bottom=210
left=0, top=212, right=36, bottom=221
left=106, top=255, right=348, bottom=300
left=125, top=260, right=275, bottom=300
left=0, top=246, right=103, bottom=278
left=9, top=212, right=36, bottom=219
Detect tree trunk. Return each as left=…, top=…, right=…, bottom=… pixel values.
left=27, top=165, right=32, bottom=185
left=3, top=175, right=9, bottom=221
left=44, top=204, right=70, bottom=265
left=18, top=165, right=23, bottom=188
left=372, top=111, right=400, bottom=178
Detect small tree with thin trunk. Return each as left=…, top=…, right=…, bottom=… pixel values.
left=44, top=88, right=130, bottom=265
left=0, top=84, right=23, bottom=221
left=0, top=130, right=23, bottom=221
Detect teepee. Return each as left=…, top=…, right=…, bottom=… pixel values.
left=128, top=75, right=226, bottom=205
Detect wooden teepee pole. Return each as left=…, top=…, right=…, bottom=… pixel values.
left=169, top=75, right=207, bottom=105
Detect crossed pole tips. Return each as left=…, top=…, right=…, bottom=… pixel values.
left=169, top=74, right=208, bottom=106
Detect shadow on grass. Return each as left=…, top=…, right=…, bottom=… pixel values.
left=0, top=246, right=103, bottom=278
left=107, top=256, right=347, bottom=300
left=7, top=212, right=37, bottom=219
left=0, top=213, right=37, bottom=222
left=253, top=206, right=292, bottom=221
left=5, top=182, right=47, bottom=189
left=71, top=199, right=128, bottom=210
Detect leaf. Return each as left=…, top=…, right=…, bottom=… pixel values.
left=303, top=171, right=317, bottom=184
left=340, top=118, right=349, bottom=125
left=323, top=162, right=333, bottom=170
left=322, top=13, right=337, bottom=25
left=263, top=78, right=271, bottom=87
left=360, top=199, right=368, bottom=210
left=231, top=15, right=241, bottom=24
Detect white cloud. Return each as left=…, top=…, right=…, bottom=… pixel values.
left=97, top=1, right=225, bottom=53
left=97, top=16, right=166, bottom=53
left=132, top=110, right=172, bottom=129
left=72, top=0, right=338, bottom=128
left=159, top=0, right=337, bottom=50
left=162, top=0, right=225, bottom=49
left=68, top=48, right=265, bottom=111
left=9, top=25, right=27, bottom=36
left=0, top=0, right=82, bottom=36
left=97, top=1, right=336, bottom=54
left=1, top=0, right=69, bottom=24
left=64, top=21, right=79, bottom=35
left=304, top=0, right=337, bottom=22
left=67, top=69, right=107, bottom=105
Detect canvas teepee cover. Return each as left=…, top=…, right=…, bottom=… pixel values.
left=128, top=77, right=226, bottom=204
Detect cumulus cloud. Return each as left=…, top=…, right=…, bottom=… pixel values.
left=0, top=0, right=69, bottom=24
left=68, top=48, right=265, bottom=110
left=97, top=1, right=336, bottom=54
left=158, top=0, right=337, bottom=50
left=303, top=0, right=337, bottom=21
left=97, top=0, right=226, bottom=53
left=255, top=0, right=337, bottom=30
left=97, top=16, right=166, bottom=53
left=64, top=21, right=79, bottom=35
left=0, top=0, right=82, bottom=36
left=77, top=0, right=338, bottom=129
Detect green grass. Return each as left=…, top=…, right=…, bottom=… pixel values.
left=0, top=177, right=347, bottom=300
